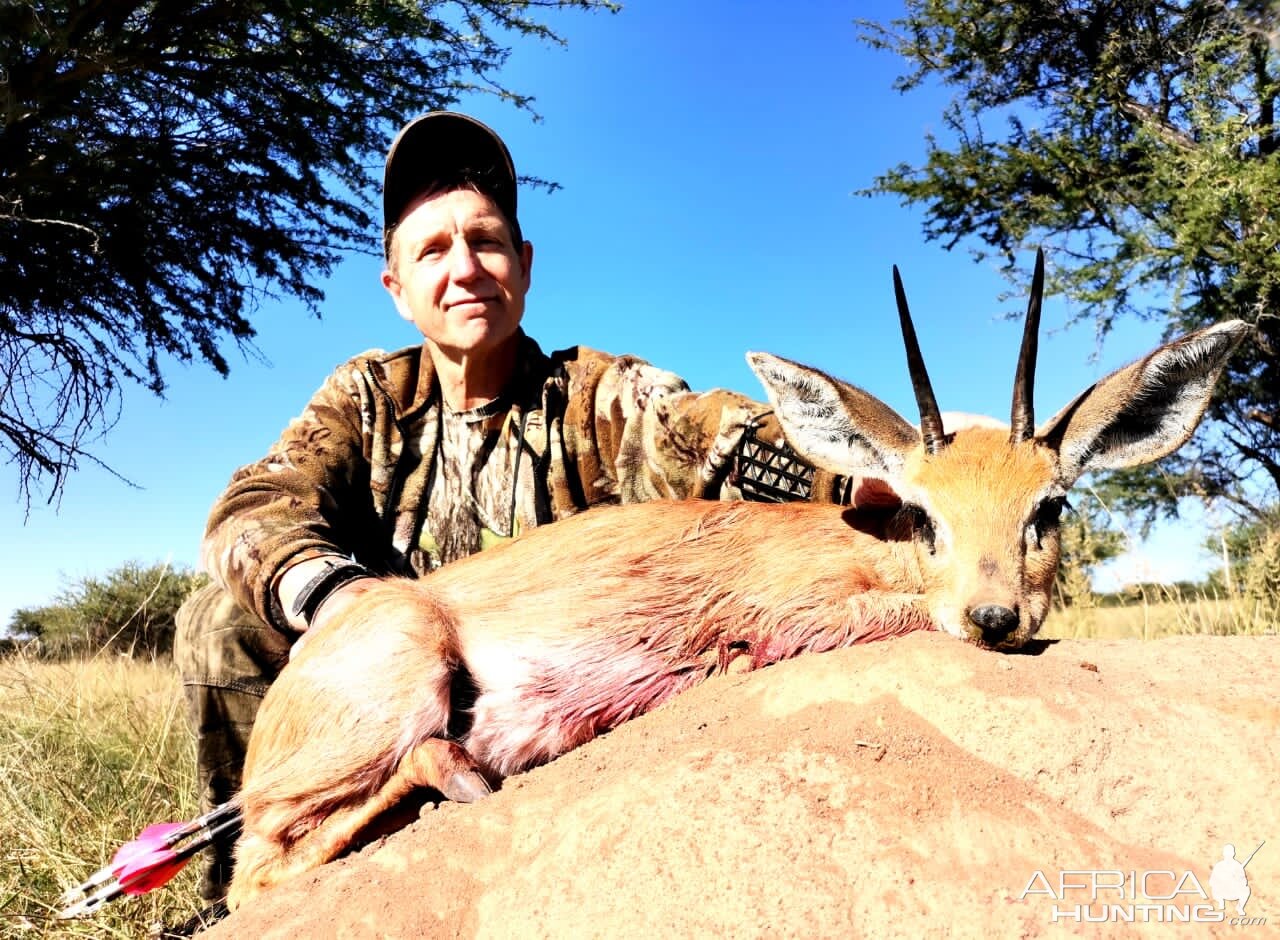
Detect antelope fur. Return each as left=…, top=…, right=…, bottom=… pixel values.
left=227, top=258, right=1251, bottom=908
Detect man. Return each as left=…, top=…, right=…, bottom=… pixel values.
left=175, top=111, right=844, bottom=900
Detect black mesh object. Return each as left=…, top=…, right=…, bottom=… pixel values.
left=732, top=425, right=815, bottom=502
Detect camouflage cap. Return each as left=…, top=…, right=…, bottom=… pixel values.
left=383, top=111, right=518, bottom=234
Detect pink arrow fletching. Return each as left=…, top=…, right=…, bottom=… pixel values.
left=119, top=854, right=188, bottom=894
left=110, top=824, right=188, bottom=894
left=61, top=803, right=242, bottom=916
left=111, top=824, right=182, bottom=869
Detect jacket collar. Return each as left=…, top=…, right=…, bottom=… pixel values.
left=370, top=329, right=550, bottom=425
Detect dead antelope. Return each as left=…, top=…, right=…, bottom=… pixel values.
left=227, top=253, right=1249, bottom=907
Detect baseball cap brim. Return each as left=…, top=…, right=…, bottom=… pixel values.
left=382, top=112, right=518, bottom=233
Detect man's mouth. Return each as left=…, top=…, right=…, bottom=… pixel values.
left=445, top=297, right=497, bottom=312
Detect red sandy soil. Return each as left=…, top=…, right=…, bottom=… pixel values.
left=204, top=632, right=1278, bottom=939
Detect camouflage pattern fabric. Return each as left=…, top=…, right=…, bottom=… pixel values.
left=175, top=330, right=841, bottom=898
left=195, top=331, right=807, bottom=629
left=174, top=584, right=290, bottom=900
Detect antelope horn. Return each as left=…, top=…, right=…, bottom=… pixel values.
left=893, top=265, right=946, bottom=453
left=1010, top=248, right=1045, bottom=443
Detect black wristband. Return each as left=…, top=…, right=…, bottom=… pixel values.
left=290, top=560, right=371, bottom=627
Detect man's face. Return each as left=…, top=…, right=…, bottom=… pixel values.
left=381, top=188, right=532, bottom=359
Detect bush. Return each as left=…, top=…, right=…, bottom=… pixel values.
left=1239, top=523, right=1280, bottom=617
left=1209, top=507, right=1280, bottom=592
left=1053, top=491, right=1126, bottom=609
left=8, top=563, right=208, bottom=659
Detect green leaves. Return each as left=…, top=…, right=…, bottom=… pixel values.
left=1, top=0, right=615, bottom=504
left=860, top=0, right=1280, bottom=519
left=7, top=561, right=209, bottom=658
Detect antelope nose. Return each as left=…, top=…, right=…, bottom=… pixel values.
left=968, top=604, right=1019, bottom=645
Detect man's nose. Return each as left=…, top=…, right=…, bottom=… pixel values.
left=447, top=239, right=481, bottom=279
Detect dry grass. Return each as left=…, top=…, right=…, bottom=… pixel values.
left=1043, top=591, right=1273, bottom=640
left=0, top=652, right=204, bottom=938
left=0, top=589, right=1271, bottom=938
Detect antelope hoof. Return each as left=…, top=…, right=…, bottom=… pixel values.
left=442, top=769, right=492, bottom=803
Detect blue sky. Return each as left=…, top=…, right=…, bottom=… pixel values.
left=1, top=0, right=1220, bottom=629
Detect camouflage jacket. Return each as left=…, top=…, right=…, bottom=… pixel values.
left=201, top=331, right=841, bottom=632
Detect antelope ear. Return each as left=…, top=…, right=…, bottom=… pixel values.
left=747, top=351, right=920, bottom=478
left=1037, top=320, right=1252, bottom=485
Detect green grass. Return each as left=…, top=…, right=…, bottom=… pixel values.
left=0, top=652, right=204, bottom=939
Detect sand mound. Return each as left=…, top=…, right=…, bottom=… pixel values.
left=206, top=633, right=1278, bottom=939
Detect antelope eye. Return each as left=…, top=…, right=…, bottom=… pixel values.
left=892, top=503, right=937, bottom=554
left=1029, top=496, right=1069, bottom=546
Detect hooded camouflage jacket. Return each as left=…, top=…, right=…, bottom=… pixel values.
left=201, top=331, right=839, bottom=633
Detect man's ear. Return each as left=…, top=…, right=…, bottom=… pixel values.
left=380, top=267, right=414, bottom=324
left=520, top=240, right=534, bottom=289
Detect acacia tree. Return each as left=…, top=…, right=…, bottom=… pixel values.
left=860, top=0, right=1279, bottom=524
left=1, top=0, right=612, bottom=503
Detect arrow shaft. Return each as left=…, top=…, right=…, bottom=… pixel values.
left=59, top=800, right=244, bottom=918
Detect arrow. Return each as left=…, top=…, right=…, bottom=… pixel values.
left=59, top=801, right=242, bottom=918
